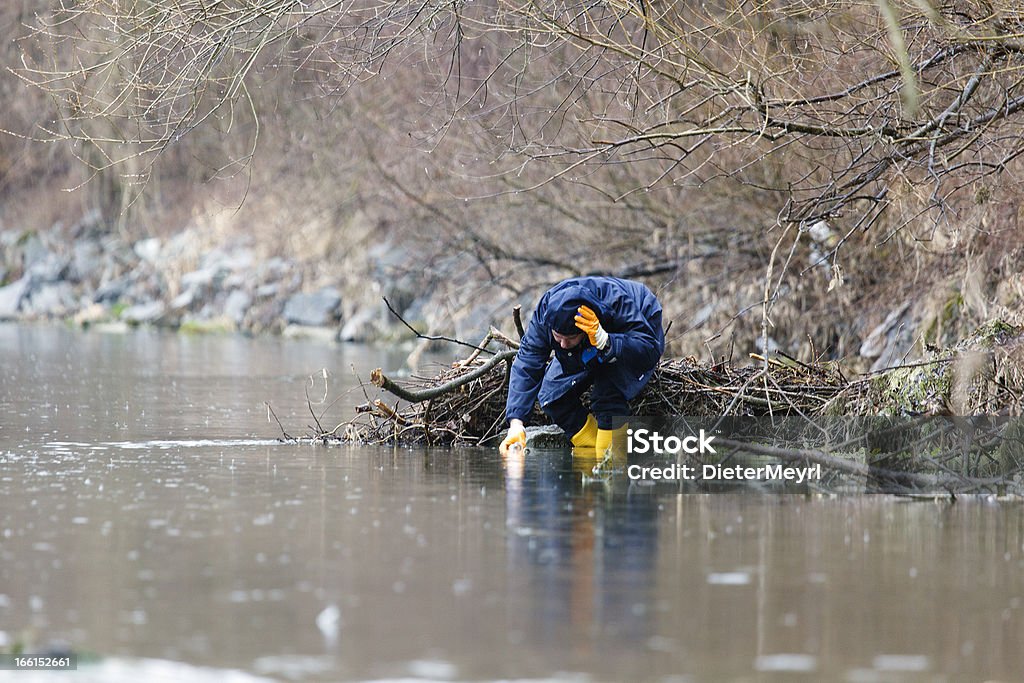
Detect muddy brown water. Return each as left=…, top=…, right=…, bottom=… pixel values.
left=1, top=323, right=1023, bottom=682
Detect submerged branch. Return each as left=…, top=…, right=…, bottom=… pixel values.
left=712, top=438, right=1001, bottom=492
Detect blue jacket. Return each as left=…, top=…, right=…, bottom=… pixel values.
left=505, top=277, right=665, bottom=422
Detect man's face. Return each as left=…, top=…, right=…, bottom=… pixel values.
left=552, top=330, right=585, bottom=350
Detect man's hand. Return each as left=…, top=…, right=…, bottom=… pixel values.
left=574, top=305, right=609, bottom=350
left=500, top=419, right=527, bottom=455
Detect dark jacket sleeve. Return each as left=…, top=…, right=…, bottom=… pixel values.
left=504, top=303, right=553, bottom=423
left=602, top=315, right=664, bottom=370
left=598, top=281, right=665, bottom=370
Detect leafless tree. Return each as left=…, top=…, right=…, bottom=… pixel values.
left=19, top=2, right=1024, bottom=213
left=12, top=1, right=1024, bottom=353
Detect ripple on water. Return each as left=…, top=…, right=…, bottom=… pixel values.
left=754, top=654, right=818, bottom=672
left=252, top=655, right=336, bottom=679
left=407, top=659, right=458, bottom=679
left=706, top=571, right=751, bottom=585
left=871, top=654, right=930, bottom=671
left=103, top=439, right=283, bottom=450
left=251, top=513, right=274, bottom=526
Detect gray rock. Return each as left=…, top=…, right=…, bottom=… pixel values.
left=282, top=287, right=341, bottom=327
left=869, top=329, right=917, bottom=372
left=255, top=282, right=280, bottom=299
left=121, top=300, right=166, bottom=324
left=525, top=425, right=570, bottom=450
left=860, top=303, right=912, bottom=358
left=454, top=302, right=497, bottom=343
left=69, top=239, right=103, bottom=283
left=95, top=275, right=134, bottom=303
left=223, top=273, right=248, bottom=290
left=258, top=257, right=290, bottom=280
left=99, top=234, right=128, bottom=255
left=339, top=306, right=380, bottom=342
left=169, top=288, right=197, bottom=310
left=369, top=240, right=411, bottom=276
left=247, top=299, right=285, bottom=333
left=181, top=266, right=224, bottom=292
left=20, top=233, right=48, bottom=268
left=223, top=289, right=252, bottom=324
left=401, top=295, right=429, bottom=327
left=207, top=247, right=253, bottom=273
left=807, top=219, right=834, bottom=243
left=126, top=273, right=165, bottom=303
left=69, top=208, right=103, bottom=238
left=371, top=241, right=419, bottom=312
left=157, top=230, right=193, bottom=264
left=133, top=237, right=162, bottom=264
left=0, top=229, right=20, bottom=249
left=191, top=302, right=216, bottom=321
left=26, top=252, right=67, bottom=284
left=0, top=276, right=30, bottom=319
left=183, top=247, right=253, bottom=296
left=23, top=282, right=76, bottom=317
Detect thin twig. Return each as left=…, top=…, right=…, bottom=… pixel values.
left=513, top=305, right=525, bottom=339
left=382, top=296, right=496, bottom=354
left=265, top=401, right=293, bottom=441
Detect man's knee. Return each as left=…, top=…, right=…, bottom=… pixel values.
left=590, top=383, right=629, bottom=430
left=541, top=392, right=588, bottom=436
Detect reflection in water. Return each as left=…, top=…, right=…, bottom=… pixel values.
left=504, top=449, right=658, bottom=655
left=2, top=325, right=1024, bottom=682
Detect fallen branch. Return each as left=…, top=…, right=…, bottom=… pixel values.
left=488, top=325, right=521, bottom=350
left=370, top=349, right=517, bottom=403
left=457, top=327, right=519, bottom=367
left=373, top=399, right=410, bottom=425
left=713, top=438, right=1005, bottom=492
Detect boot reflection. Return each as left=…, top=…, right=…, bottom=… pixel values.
left=594, top=423, right=629, bottom=459
left=572, top=446, right=626, bottom=478
left=578, top=423, right=628, bottom=478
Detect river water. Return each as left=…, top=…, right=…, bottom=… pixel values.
left=1, top=323, right=1023, bottom=682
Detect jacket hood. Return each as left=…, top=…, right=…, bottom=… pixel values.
left=546, top=283, right=600, bottom=335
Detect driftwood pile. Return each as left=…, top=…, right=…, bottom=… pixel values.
left=342, top=328, right=849, bottom=447
left=292, top=320, right=1024, bottom=494
left=337, top=320, right=1024, bottom=448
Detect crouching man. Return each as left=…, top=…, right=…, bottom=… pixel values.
left=499, top=276, right=665, bottom=456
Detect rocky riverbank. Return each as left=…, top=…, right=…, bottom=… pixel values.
left=0, top=218, right=433, bottom=343
left=3, top=212, right=1021, bottom=381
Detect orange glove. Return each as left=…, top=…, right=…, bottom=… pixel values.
left=574, top=305, right=609, bottom=350
left=500, top=420, right=527, bottom=455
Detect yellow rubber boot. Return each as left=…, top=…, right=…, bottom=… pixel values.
left=570, top=414, right=599, bottom=449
